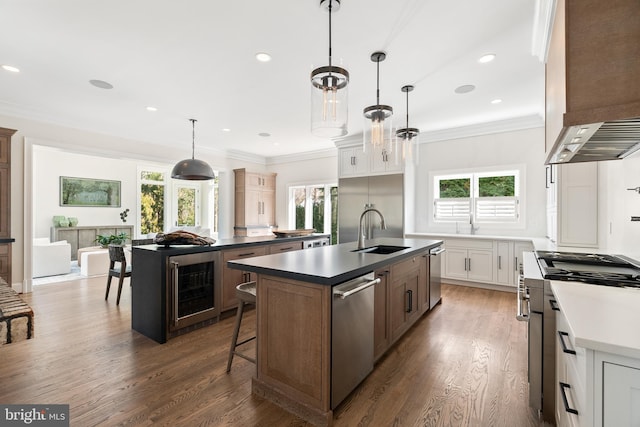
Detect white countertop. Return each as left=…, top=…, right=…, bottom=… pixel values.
left=551, top=281, right=640, bottom=359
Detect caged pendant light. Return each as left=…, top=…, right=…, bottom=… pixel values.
left=311, top=0, right=349, bottom=138
left=171, top=119, right=215, bottom=181
left=363, top=51, right=393, bottom=153
left=395, top=85, right=420, bottom=165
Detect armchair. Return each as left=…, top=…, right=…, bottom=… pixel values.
left=32, top=238, right=72, bottom=278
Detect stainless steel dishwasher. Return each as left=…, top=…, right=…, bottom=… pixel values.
left=429, top=245, right=445, bottom=310
left=331, top=272, right=379, bottom=409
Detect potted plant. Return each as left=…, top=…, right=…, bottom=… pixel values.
left=95, top=232, right=130, bottom=248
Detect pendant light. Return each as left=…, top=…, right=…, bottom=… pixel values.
left=311, top=0, right=349, bottom=138
left=395, top=85, right=420, bottom=165
left=171, top=119, right=215, bottom=181
left=363, top=51, right=393, bottom=153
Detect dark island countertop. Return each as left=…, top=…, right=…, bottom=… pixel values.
left=131, top=233, right=330, bottom=255
left=227, top=237, right=443, bottom=286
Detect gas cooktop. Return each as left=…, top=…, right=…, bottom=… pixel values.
left=535, top=250, right=640, bottom=289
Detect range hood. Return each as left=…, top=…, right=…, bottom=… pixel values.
left=544, top=0, right=640, bottom=165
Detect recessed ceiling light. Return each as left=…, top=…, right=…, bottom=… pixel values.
left=491, top=99, right=502, bottom=104
left=454, top=84, right=475, bottom=94
left=255, top=52, right=272, bottom=62
left=478, top=54, right=496, bottom=63
left=258, top=132, right=271, bottom=137
left=222, top=128, right=231, bottom=132
left=2, top=65, right=20, bottom=73
left=89, top=79, right=114, bottom=89
left=146, top=106, right=158, bottom=112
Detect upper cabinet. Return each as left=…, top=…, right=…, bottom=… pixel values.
left=233, top=169, right=277, bottom=237
left=546, top=162, right=598, bottom=247
left=338, top=143, right=403, bottom=178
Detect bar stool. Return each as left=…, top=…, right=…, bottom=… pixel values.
left=226, top=281, right=257, bottom=373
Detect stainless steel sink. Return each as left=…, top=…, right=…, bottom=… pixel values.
left=351, top=245, right=409, bottom=254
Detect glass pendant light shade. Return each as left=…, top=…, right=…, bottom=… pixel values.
left=311, top=66, right=349, bottom=138
left=311, top=0, right=349, bottom=138
left=171, top=119, right=215, bottom=181
left=363, top=51, right=393, bottom=153
left=395, top=85, right=420, bottom=166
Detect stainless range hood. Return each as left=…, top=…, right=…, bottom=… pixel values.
left=544, top=0, right=640, bottom=165
left=546, top=118, right=640, bottom=164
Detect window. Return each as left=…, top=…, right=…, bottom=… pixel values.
left=139, top=170, right=165, bottom=235
left=289, top=184, right=338, bottom=244
left=434, top=170, right=519, bottom=223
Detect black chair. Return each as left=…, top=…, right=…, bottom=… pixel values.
left=105, top=244, right=132, bottom=305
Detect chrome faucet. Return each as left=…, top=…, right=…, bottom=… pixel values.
left=357, top=208, right=386, bottom=249
left=470, top=214, right=480, bottom=235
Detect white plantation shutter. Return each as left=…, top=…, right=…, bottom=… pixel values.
left=434, top=198, right=471, bottom=220
left=475, top=197, right=519, bottom=222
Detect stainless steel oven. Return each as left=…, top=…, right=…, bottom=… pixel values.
left=168, top=251, right=217, bottom=331
left=518, top=251, right=555, bottom=423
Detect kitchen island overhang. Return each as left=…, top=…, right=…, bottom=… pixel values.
left=227, top=237, right=443, bottom=426
left=227, top=237, right=443, bottom=286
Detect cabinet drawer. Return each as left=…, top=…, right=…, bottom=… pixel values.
left=391, top=255, right=421, bottom=276
left=0, top=255, right=8, bottom=274
left=268, top=241, right=303, bottom=254
left=222, top=245, right=267, bottom=262
left=556, top=310, right=586, bottom=389
left=0, top=244, right=8, bottom=255
left=444, top=238, right=493, bottom=250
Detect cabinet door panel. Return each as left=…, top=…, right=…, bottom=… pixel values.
left=444, top=248, right=468, bottom=279
left=603, top=362, right=640, bottom=426
left=221, top=246, right=267, bottom=310
left=467, top=249, right=493, bottom=282
left=373, top=269, right=390, bottom=360
left=495, top=241, right=512, bottom=286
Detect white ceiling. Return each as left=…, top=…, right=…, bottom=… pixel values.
left=0, top=0, right=545, bottom=159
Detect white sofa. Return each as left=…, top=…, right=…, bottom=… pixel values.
left=33, top=238, right=72, bottom=278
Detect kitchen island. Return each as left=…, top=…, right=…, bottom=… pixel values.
left=227, top=237, right=443, bottom=426
left=130, top=233, right=330, bottom=343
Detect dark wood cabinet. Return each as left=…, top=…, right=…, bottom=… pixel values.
left=0, top=127, right=16, bottom=285
left=221, top=245, right=267, bottom=311
left=389, top=255, right=422, bottom=343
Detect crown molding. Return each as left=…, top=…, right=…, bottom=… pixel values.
left=266, top=148, right=337, bottom=165
left=420, top=114, right=544, bottom=143
left=531, top=0, right=557, bottom=62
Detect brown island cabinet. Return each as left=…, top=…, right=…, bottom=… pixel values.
left=227, top=237, right=443, bottom=426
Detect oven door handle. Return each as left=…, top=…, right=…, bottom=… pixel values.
left=516, top=276, right=530, bottom=321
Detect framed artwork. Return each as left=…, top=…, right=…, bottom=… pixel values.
left=59, top=176, right=121, bottom=207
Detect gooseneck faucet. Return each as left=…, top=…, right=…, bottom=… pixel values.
left=357, top=208, right=387, bottom=249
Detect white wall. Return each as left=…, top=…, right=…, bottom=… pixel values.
left=600, top=154, right=640, bottom=257
left=413, top=127, right=547, bottom=237
left=33, top=146, right=139, bottom=238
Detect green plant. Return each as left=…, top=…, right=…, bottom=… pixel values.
left=95, top=232, right=129, bottom=247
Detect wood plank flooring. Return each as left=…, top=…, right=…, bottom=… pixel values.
left=0, top=277, right=542, bottom=426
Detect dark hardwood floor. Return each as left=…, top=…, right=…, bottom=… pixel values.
left=0, top=277, right=541, bottom=426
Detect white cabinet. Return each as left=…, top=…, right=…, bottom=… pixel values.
left=443, top=239, right=493, bottom=283
left=370, top=148, right=403, bottom=174
left=339, top=146, right=369, bottom=177
left=513, top=241, right=534, bottom=274
left=338, top=144, right=403, bottom=178
left=495, top=241, right=513, bottom=286
left=601, top=360, right=640, bottom=426
left=555, top=303, right=640, bottom=427
left=555, top=162, right=598, bottom=247
left=546, top=164, right=558, bottom=242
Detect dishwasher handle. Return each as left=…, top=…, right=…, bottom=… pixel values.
left=430, top=246, right=445, bottom=256
left=334, top=278, right=380, bottom=299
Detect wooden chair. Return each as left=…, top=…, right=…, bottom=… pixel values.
left=226, top=281, right=257, bottom=372
left=105, top=244, right=132, bottom=305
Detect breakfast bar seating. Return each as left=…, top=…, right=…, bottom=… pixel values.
left=226, top=281, right=257, bottom=372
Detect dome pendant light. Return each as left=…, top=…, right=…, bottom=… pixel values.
left=363, top=51, right=393, bottom=153
left=171, top=119, right=215, bottom=181
left=395, top=85, right=420, bottom=166
left=311, top=0, right=349, bottom=138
